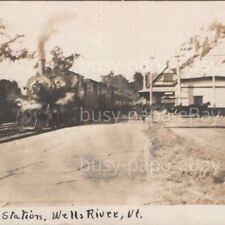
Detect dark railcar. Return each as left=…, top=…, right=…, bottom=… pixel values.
left=17, top=72, right=133, bottom=130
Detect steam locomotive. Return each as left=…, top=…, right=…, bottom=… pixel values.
left=16, top=59, right=133, bottom=130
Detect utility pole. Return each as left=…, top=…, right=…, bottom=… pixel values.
left=203, top=54, right=225, bottom=108
left=175, top=55, right=182, bottom=105
left=212, top=74, right=216, bottom=108
left=149, top=72, right=153, bottom=106
left=142, top=65, right=146, bottom=90
left=149, top=57, right=155, bottom=121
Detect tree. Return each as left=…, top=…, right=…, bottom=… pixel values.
left=0, top=79, right=21, bottom=102
left=0, top=79, right=21, bottom=123
left=0, top=20, right=33, bottom=123
left=133, top=72, right=143, bottom=92
left=0, top=21, right=33, bottom=62
left=45, top=46, right=80, bottom=76
left=32, top=46, right=82, bottom=105
left=101, top=71, right=114, bottom=87
left=201, top=37, right=210, bottom=58
left=101, top=71, right=129, bottom=90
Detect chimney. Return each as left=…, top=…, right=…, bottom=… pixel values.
left=38, top=59, right=45, bottom=76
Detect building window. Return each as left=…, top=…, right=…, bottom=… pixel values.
left=193, top=96, right=203, bottom=105
left=163, top=74, right=173, bottom=82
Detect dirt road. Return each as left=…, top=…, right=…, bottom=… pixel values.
left=0, top=120, right=225, bottom=206
left=0, top=122, right=151, bottom=206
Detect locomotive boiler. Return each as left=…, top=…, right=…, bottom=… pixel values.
left=16, top=56, right=83, bottom=129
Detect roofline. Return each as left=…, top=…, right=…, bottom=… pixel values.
left=65, top=70, right=85, bottom=79
left=152, top=65, right=169, bottom=83
left=181, top=76, right=225, bottom=82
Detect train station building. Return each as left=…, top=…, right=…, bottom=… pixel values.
left=139, top=58, right=225, bottom=111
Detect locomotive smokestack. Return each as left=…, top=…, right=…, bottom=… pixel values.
left=37, top=37, right=46, bottom=76
left=38, top=59, right=45, bottom=76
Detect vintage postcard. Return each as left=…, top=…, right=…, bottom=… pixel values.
left=0, top=1, right=225, bottom=224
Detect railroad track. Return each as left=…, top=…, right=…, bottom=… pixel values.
left=0, top=123, right=52, bottom=144
left=0, top=119, right=119, bottom=144
left=0, top=123, right=18, bottom=131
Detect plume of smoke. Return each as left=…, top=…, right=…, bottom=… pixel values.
left=38, top=13, right=75, bottom=59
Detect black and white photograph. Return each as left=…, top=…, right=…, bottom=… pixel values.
left=1, top=1, right=225, bottom=222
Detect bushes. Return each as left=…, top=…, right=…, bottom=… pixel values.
left=0, top=79, right=21, bottom=123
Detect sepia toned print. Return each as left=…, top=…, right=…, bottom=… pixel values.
left=1, top=1, right=225, bottom=207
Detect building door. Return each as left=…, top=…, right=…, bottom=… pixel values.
left=193, top=96, right=203, bottom=105
left=155, top=94, right=162, bottom=105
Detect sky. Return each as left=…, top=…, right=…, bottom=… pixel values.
left=1, top=1, right=225, bottom=87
